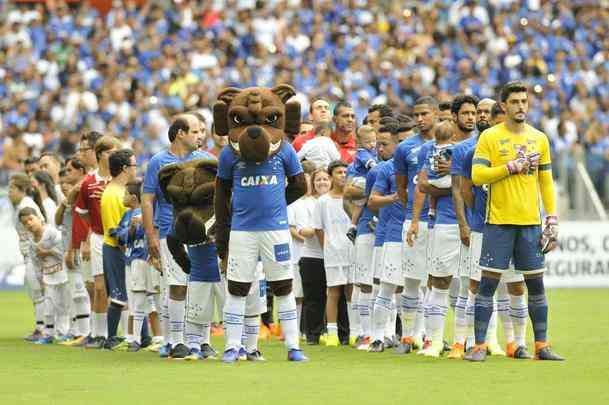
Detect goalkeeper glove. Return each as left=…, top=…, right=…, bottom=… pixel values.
left=540, top=215, right=559, bottom=254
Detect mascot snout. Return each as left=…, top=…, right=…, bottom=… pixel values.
left=247, top=126, right=263, bottom=140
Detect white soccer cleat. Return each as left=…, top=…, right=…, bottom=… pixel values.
left=487, top=341, right=506, bottom=356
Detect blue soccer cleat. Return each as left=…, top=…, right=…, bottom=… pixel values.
left=35, top=335, right=55, bottom=345
left=222, top=348, right=240, bottom=363
left=287, top=349, right=308, bottom=362
left=185, top=347, right=203, bottom=361
left=238, top=347, right=248, bottom=361
left=159, top=343, right=172, bottom=358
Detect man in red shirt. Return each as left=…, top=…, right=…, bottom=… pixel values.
left=331, top=101, right=357, bottom=163
left=75, top=134, right=122, bottom=348
left=292, top=98, right=332, bottom=152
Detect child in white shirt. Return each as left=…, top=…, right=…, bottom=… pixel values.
left=297, top=123, right=341, bottom=170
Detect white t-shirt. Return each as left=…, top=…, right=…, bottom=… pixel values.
left=42, top=198, right=58, bottom=228
left=297, top=137, right=341, bottom=170
left=312, top=194, right=352, bottom=267
left=13, top=197, right=44, bottom=258
left=297, top=196, right=323, bottom=259
left=288, top=198, right=306, bottom=265
left=30, top=226, right=66, bottom=285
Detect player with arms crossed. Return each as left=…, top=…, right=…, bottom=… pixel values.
left=465, top=81, right=564, bottom=362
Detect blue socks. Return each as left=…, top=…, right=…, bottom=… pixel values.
left=474, top=276, right=500, bottom=345
left=525, top=277, right=548, bottom=342
left=107, top=302, right=123, bottom=339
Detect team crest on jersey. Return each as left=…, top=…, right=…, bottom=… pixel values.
left=241, top=175, right=278, bottom=187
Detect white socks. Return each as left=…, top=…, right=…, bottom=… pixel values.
left=454, top=277, right=469, bottom=345
left=201, top=322, right=211, bottom=345
left=347, top=300, right=359, bottom=339
left=400, top=280, right=420, bottom=338
left=465, top=290, right=476, bottom=348
left=413, top=287, right=426, bottom=340
left=92, top=312, right=107, bottom=338
left=120, top=310, right=129, bottom=338
left=372, top=283, right=394, bottom=342
left=496, top=283, right=514, bottom=343
left=510, top=294, right=527, bottom=347
left=244, top=316, right=260, bottom=352
left=185, top=321, right=204, bottom=350
left=327, top=323, right=338, bottom=337
left=359, top=291, right=372, bottom=337
left=223, top=294, right=246, bottom=350
left=296, top=303, right=302, bottom=336
left=132, top=292, right=147, bottom=344
left=168, top=298, right=186, bottom=346
left=276, top=292, right=299, bottom=350
left=426, top=287, right=449, bottom=348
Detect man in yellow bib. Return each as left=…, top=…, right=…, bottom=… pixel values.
left=465, top=81, right=564, bottom=362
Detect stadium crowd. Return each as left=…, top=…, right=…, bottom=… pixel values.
left=0, top=1, right=609, bottom=200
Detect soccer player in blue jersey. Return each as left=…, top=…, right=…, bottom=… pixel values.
left=465, top=81, right=563, bottom=361
left=142, top=114, right=215, bottom=359
left=394, top=97, right=438, bottom=354
left=216, top=139, right=308, bottom=362
left=367, top=122, right=406, bottom=353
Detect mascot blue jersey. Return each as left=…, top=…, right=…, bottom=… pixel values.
left=218, top=142, right=303, bottom=232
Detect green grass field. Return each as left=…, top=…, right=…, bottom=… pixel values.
left=1, top=289, right=608, bottom=405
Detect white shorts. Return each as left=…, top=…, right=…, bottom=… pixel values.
left=380, top=242, right=404, bottom=287
left=458, top=243, right=470, bottom=278
left=354, top=233, right=375, bottom=286
left=469, top=232, right=524, bottom=283
left=429, top=224, right=461, bottom=278
left=160, top=238, right=187, bottom=287
left=90, top=232, right=104, bottom=277
left=291, top=262, right=303, bottom=298
left=372, top=246, right=383, bottom=281
left=67, top=269, right=88, bottom=299
left=402, top=220, right=429, bottom=282
left=227, top=230, right=293, bottom=283
left=324, top=265, right=353, bottom=288
left=131, top=259, right=160, bottom=293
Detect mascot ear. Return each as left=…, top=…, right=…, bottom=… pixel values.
left=158, top=163, right=183, bottom=202
left=213, top=87, right=241, bottom=136
left=284, top=101, right=301, bottom=136
left=271, top=84, right=296, bottom=104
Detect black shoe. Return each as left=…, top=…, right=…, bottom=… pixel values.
left=85, top=336, right=106, bottom=349
left=200, top=343, right=217, bottom=359
left=536, top=345, right=565, bottom=361
left=346, top=227, right=357, bottom=244
left=140, top=335, right=152, bottom=349
left=306, top=338, right=319, bottom=345
left=368, top=340, right=385, bottom=352
left=513, top=345, right=533, bottom=359
left=442, top=340, right=451, bottom=353
left=170, top=343, right=190, bottom=359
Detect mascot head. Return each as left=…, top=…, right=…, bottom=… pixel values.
left=212, top=85, right=301, bottom=163
left=158, top=159, right=217, bottom=245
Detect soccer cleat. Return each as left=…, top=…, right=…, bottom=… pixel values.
left=269, top=323, right=282, bottom=338
left=423, top=344, right=442, bottom=358
left=143, top=342, right=162, bottom=352
left=384, top=335, right=397, bottom=348
left=464, top=344, right=488, bottom=362
left=447, top=343, right=465, bottom=359
left=413, top=336, right=424, bottom=350
left=356, top=336, right=371, bottom=351
left=394, top=336, right=414, bottom=354
left=35, top=335, right=55, bottom=345
left=325, top=335, right=340, bottom=347
left=85, top=336, right=106, bottom=349
left=442, top=340, right=451, bottom=354
left=487, top=341, right=506, bottom=356
left=63, top=335, right=86, bottom=347
left=104, top=337, right=127, bottom=351
left=349, top=335, right=359, bottom=346
left=306, top=337, right=319, bottom=345
left=201, top=343, right=218, bottom=360
left=238, top=347, right=248, bottom=361
left=368, top=340, right=384, bottom=352
left=418, top=339, right=432, bottom=353
left=185, top=348, right=203, bottom=361
left=259, top=324, right=271, bottom=341
left=159, top=343, right=172, bottom=358
left=513, top=345, right=533, bottom=359
left=319, top=335, right=328, bottom=345
left=535, top=343, right=565, bottom=361
left=247, top=350, right=266, bottom=361
left=222, top=348, right=240, bottom=363
left=127, top=342, right=141, bottom=352
left=287, top=349, right=308, bottom=362
left=346, top=227, right=357, bottom=244
left=352, top=335, right=364, bottom=348
left=24, top=329, right=43, bottom=342
left=211, top=323, right=224, bottom=337
left=140, top=335, right=152, bottom=349
left=170, top=343, right=190, bottom=359
left=55, top=335, right=72, bottom=344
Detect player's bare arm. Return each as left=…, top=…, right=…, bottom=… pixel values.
left=214, top=177, right=233, bottom=260
left=141, top=192, right=160, bottom=259
left=396, top=174, right=408, bottom=206
left=406, top=184, right=426, bottom=247
left=417, top=169, right=450, bottom=197
left=367, top=190, right=398, bottom=210
left=461, top=177, right=474, bottom=209
left=451, top=175, right=470, bottom=247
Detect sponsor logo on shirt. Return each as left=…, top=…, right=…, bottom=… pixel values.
left=240, top=175, right=279, bottom=187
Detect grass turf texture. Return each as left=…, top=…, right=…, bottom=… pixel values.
left=1, top=289, right=608, bottom=405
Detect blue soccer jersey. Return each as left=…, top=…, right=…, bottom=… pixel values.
left=143, top=149, right=214, bottom=239
left=355, top=166, right=375, bottom=237
left=451, top=135, right=478, bottom=226
left=366, top=163, right=387, bottom=247
left=373, top=159, right=405, bottom=243
left=419, top=141, right=457, bottom=225
left=112, top=208, right=147, bottom=265
left=188, top=243, right=221, bottom=283
left=463, top=147, right=486, bottom=233
left=352, top=148, right=378, bottom=178
left=217, top=142, right=303, bottom=231
left=394, top=134, right=429, bottom=221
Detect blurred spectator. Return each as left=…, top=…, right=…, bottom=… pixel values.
left=0, top=0, right=607, bottom=199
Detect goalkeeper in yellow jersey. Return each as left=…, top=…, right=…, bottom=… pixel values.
left=465, top=81, right=564, bottom=362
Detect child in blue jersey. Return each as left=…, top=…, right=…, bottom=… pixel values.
left=347, top=126, right=378, bottom=242
left=426, top=127, right=454, bottom=219
left=112, top=179, right=159, bottom=351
